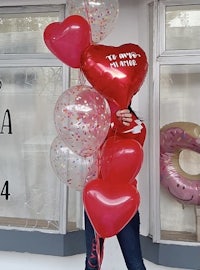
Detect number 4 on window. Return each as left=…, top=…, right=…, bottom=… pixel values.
left=1, top=181, right=10, bottom=200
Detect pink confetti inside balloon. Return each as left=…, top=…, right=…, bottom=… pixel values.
left=50, top=136, right=99, bottom=190
left=67, top=0, right=119, bottom=43
left=54, top=85, right=111, bottom=157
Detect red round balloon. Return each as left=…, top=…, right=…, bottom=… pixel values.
left=81, top=43, right=148, bottom=108
left=44, top=15, right=91, bottom=68
left=100, top=136, right=143, bottom=184
left=83, top=178, right=140, bottom=238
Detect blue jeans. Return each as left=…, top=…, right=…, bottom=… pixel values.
left=84, top=211, right=146, bottom=270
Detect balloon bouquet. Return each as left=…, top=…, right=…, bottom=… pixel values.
left=44, top=0, right=148, bottom=238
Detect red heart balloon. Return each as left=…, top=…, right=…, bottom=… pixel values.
left=83, top=178, right=140, bottom=238
left=44, top=15, right=91, bottom=68
left=100, top=136, right=143, bottom=184
left=81, top=43, right=148, bottom=108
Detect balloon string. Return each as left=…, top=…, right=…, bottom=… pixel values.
left=112, top=129, right=118, bottom=162
left=83, top=0, right=94, bottom=44
left=83, top=0, right=90, bottom=27
left=78, top=69, right=86, bottom=85
left=98, top=149, right=102, bottom=177
left=95, top=232, right=104, bottom=270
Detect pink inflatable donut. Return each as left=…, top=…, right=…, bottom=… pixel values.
left=160, top=122, right=200, bottom=205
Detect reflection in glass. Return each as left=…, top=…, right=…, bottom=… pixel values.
left=0, top=67, right=62, bottom=231
left=0, top=12, right=59, bottom=54
left=160, top=64, right=200, bottom=126
left=166, top=5, right=200, bottom=50
left=159, top=64, right=200, bottom=242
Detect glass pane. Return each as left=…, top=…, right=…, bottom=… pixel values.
left=67, top=68, right=85, bottom=231
left=68, top=189, right=83, bottom=231
left=166, top=5, right=200, bottom=50
left=159, top=64, right=200, bottom=242
left=0, top=11, right=59, bottom=54
left=0, top=66, right=62, bottom=231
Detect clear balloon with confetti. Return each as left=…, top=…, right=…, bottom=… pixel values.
left=54, top=85, right=111, bottom=157
left=50, top=136, right=99, bottom=190
left=67, top=0, right=119, bottom=43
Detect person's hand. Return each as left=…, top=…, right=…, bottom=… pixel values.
left=116, top=109, right=132, bottom=126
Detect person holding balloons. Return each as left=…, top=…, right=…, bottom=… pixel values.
left=44, top=2, right=148, bottom=268
left=84, top=106, right=147, bottom=270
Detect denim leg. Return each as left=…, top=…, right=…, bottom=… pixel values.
left=116, top=212, right=146, bottom=270
left=84, top=212, right=104, bottom=270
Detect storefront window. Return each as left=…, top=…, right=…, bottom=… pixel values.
left=0, top=6, right=79, bottom=233
left=0, top=67, right=62, bottom=231
left=165, top=5, right=200, bottom=50
left=0, top=10, right=58, bottom=54
left=151, top=1, right=200, bottom=244
left=159, top=64, right=200, bottom=242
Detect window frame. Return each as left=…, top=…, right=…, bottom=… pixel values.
left=0, top=1, right=86, bottom=256
left=0, top=4, right=71, bottom=235
left=150, top=0, right=200, bottom=245
left=158, top=0, right=200, bottom=56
